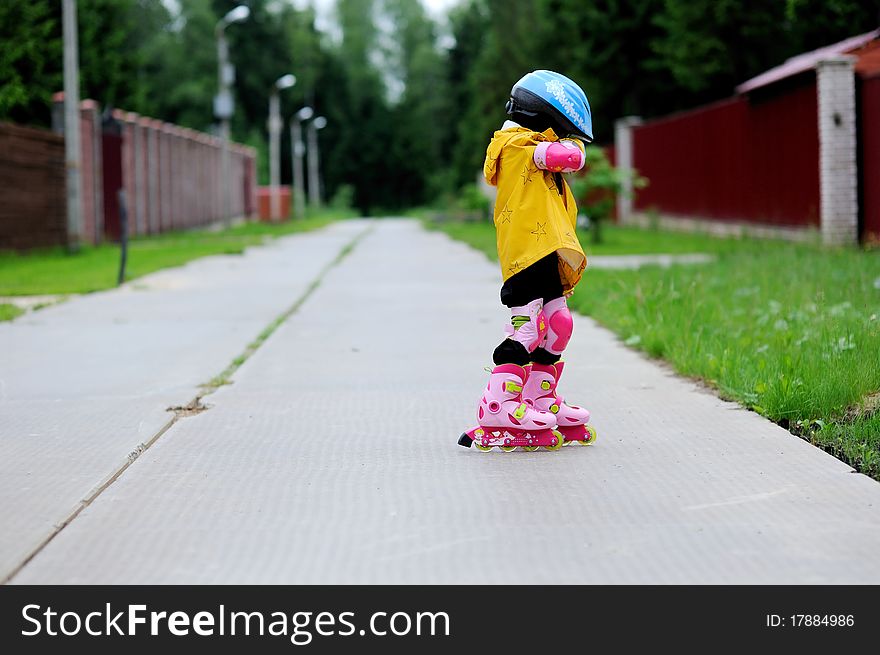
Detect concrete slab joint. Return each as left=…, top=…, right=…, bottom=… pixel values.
left=816, top=56, right=858, bottom=245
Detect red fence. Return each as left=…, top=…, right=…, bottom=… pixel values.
left=861, top=74, right=880, bottom=241
left=0, top=123, right=66, bottom=249
left=102, top=106, right=256, bottom=242
left=0, top=97, right=259, bottom=250
left=632, top=75, right=820, bottom=227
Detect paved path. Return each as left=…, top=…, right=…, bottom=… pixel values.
left=3, top=219, right=880, bottom=583
left=0, top=221, right=369, bottom=581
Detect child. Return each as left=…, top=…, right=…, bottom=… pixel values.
left=459, top=70, right=596, bottom=452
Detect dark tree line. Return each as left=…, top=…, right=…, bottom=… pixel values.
left=1, top=0, right=878, bottom=214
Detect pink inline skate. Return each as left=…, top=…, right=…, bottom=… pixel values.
left=458, top=364, right=563, bottom=452
left=521, top=361, right=597, bottom=446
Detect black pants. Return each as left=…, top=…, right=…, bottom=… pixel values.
left=499, top=253, right=563, bottom=307
left=493, top=253, right=564, bottom=366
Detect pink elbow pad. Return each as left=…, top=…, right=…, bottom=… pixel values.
left=534, top=141, right=584, bottom=173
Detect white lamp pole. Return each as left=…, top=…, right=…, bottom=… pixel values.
left=215, top=4, right=249, bottom=227
left=62, top=0, right=81, bottom=251
left=290, top=106, right=313, bottom=219
left=307, top=115, right=327, bottom=209
left=268, top=74, right=296, bottom=221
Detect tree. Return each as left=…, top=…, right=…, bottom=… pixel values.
left=651, top=0, right=789, bottom=104
left=0, top=0, right=62, bottom=127
left=384, top=0, right=451, bottom=206
left=785, top=0, right=880, bottom=52
left=447, top=0, right=491, bottom=189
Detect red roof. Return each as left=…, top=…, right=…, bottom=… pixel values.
left=852, top=38, right=880, bottom=78
left=736, top=29, right=880, bottom=93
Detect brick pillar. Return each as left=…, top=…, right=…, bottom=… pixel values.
left=130, top=113, right=145, bottom=235
left=80, top=100, right=103, bottom=244
left=817, top=56, right=858, bottom=245
left=146, top=119, right=160, bottom=234
left=614, top=116, right=642, bottom=223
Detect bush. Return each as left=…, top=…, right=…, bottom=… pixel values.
left=569, top=148, right=646, bottom=244
left=329, top=184, right=355, bottom=212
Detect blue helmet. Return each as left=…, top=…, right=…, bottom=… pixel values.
left=505, top=70, right=593, bottom=142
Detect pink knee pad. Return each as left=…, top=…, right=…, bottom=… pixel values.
left=541, top=296, right=573, bottom=355
left=503, top=298, right=548, bottom=353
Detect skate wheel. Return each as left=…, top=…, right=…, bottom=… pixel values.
left=581, top=425, right=598, bottom=445
left=500, top=446, right=517, bottom=453
left=475, top=443, right=493, bottom=452
left=545, top=430, right=564, bottom=451
left=522, top=446, right=539, bottom=452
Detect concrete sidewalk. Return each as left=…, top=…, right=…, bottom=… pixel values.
left=5, top=219, right=880, bottom=583
left=0, top=220, right=371, bottom=581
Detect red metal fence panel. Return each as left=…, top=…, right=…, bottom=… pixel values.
left=861, top=74, right=880, bottom=242
left=632, top=76, right=820, bottom=227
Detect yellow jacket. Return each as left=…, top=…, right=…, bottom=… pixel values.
left=484, top=125, right=586, bottom=294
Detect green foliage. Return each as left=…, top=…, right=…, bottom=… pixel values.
left=0, top=303, right=25, bottom=322
left=569, top=148, right=646, bottom=244
left=0, top=0, right=61, bottom=126
left=570, top=241, right=880, bottom=480
left=329, top=184, right=355, bottom=212
left=2, top=0, right=878, bottom=213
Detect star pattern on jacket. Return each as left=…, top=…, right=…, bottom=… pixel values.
left=508, top=260, right=523, bottom=274
left=546, top=174, right=558, bottom=194
left=499, top=206, right=513, bottom=224
left=520, top=165, right=536, bottom=185
left=531, top=221, right=547, bottom=242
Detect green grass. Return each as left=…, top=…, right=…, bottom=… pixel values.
left=432, top=218, right=880, bottom=480
left=0, top=210, right=351, bottom=296
left=0, top=303, right=24, bottom=321
left=426, top=217, right=749, bottom=259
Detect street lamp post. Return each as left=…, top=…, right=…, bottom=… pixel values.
left=215, top=4, right=249, bottom=228
left=307, top=116, right=327, bottom=209
left=268, top=74, right=296, bottom=221
left=290, top=106, right=313, bottom=219
left=62, top=0, right=81, bottom=251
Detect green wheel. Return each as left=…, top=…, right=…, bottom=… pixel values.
left=545, top=430, right=564, bottom=451
left=582, top=425, right=598, bottom=445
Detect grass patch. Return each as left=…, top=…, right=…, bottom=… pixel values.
left=0, top=210, right=351, bottom=296
left=425, top=217, right=746, bottom=260
left=432, top=218, right=880, bottom=480
left=0, top=303, right=24, bottom=322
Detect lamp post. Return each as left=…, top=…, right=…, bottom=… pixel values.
left=290, top=106, right=313, bottom=219
left=268, top=74, right=296, bottom=221
left=307, top=115, right=327, bottom=209
left=215, top=4, right=249, bottom=228
left=62, top=0, right=81, bottom=251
